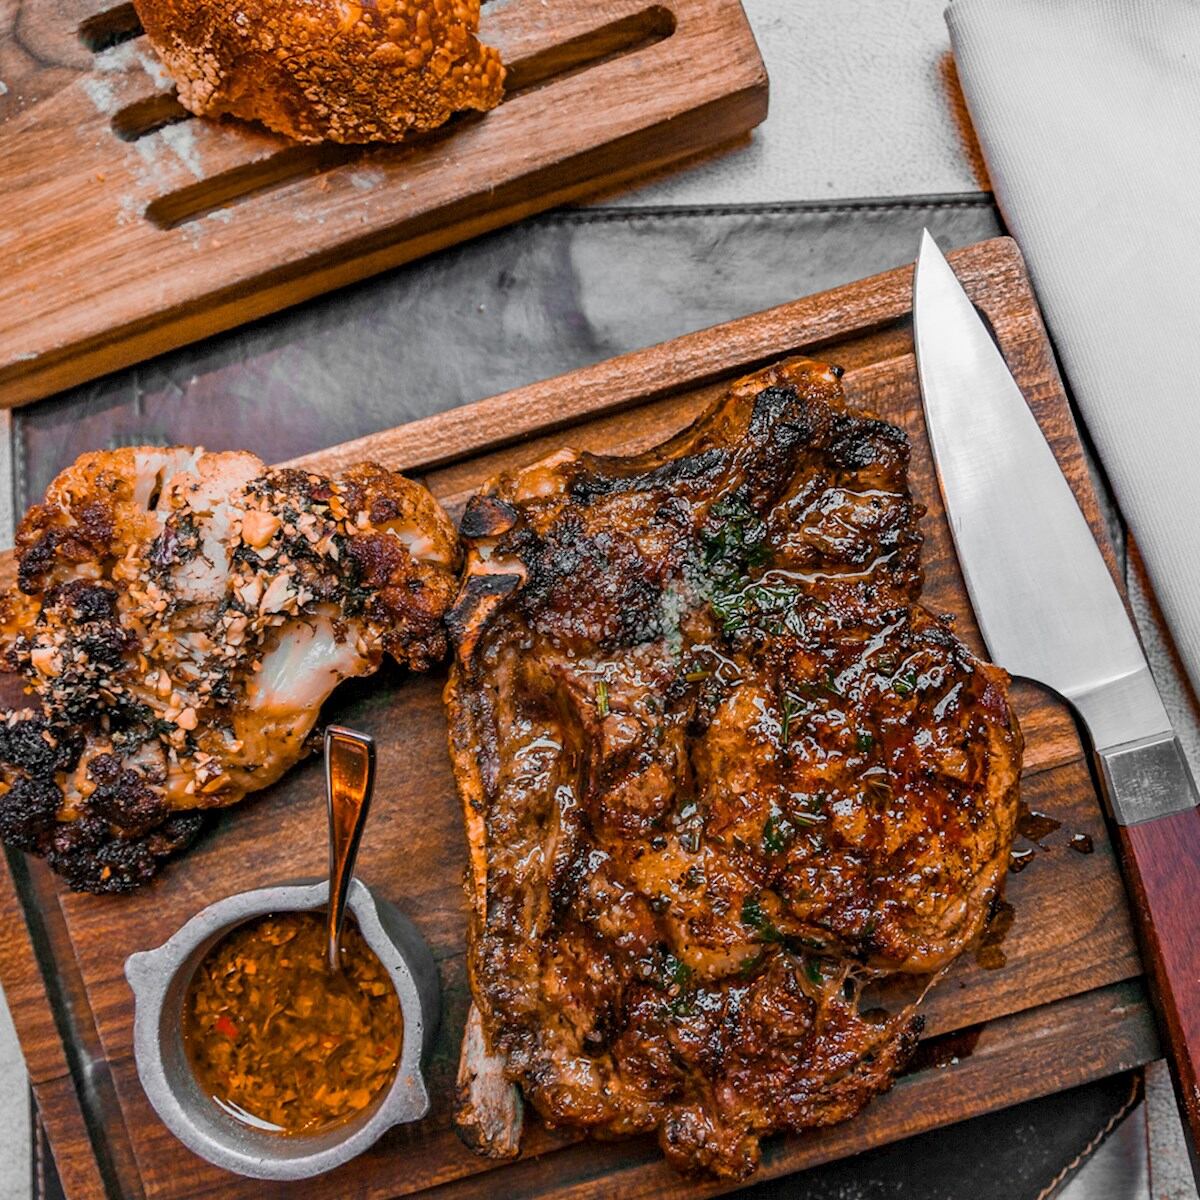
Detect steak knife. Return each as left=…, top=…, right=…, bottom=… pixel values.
left=913, top=231, right=1200, bottom=1173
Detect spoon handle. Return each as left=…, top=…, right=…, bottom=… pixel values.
left=325, top=726, right=377, bottom=970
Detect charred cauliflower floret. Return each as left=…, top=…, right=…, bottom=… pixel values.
left=0, top=447, right=459, bottom=892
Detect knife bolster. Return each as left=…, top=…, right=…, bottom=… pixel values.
left=1097, top=733, right=1199, bottom=826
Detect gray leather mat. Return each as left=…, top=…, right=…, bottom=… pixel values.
left=741, top=1074, right=1142, bottom=1200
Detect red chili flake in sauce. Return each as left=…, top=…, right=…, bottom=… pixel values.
left=182, top=910, right=403, bottom=1135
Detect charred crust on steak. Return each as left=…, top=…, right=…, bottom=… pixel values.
left=446, top=571, right=525, bottom=665
left=459, top=497, right=520, bottom=540
left=445, top=357, right=1023, bottom=1178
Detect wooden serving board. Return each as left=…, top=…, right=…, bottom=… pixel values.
left=0, top=0, right=766, bottom=409
left=0, top=238, right=1158, bottom=1200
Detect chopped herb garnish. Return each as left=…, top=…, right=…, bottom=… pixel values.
left=662, top=953, right=696, bottom=1015
left=701, top=498, right=769, bottom=582
left=739, top=951, right=767, bottom=978
left=795, top=674, right=842, bottom=701
left=779, top=690, right=803, bottom=745
left=856, top=731, right=874, bottom=753
left=892, top=671, right=917, bottom=697
left=791, top=810, right=824, bottom=828
left=665, top=954, right=693, bottom=989
left=741, top=894, right=784, bottom=943
left=805, top=958, right=825, bottom=986
left=711, top=581, right=803, bottom=636
left=762, top=811, right=793, bottom=854
left=595, top=679, right=609, bottom=717
left=795, top=791, right=828, bottom=816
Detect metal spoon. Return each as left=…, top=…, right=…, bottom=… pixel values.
left=324, top=725, right=377, bottom=971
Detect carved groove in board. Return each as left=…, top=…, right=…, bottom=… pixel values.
left=144, top=142, right=362, bottom=229
left=104, top=4, right=676, bottom=226
left=111, top=91, right=189, bottom=141
left=503, top=5, right=676, bottom=92
left=78, top=3, right=143, bottom=52
left=0, top=0, right=768, bottom=408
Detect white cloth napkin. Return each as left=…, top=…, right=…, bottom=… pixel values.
left=945, top=0, right=1200, bottom=701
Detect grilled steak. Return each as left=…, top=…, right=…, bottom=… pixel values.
left=0, top=448, right=459, bottom=892
left=445, top=358, right=1023, bottom=1178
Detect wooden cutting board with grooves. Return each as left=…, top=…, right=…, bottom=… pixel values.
left=0, top=239, right=1157, bottom=1200
left=0, top=0, right=766, bottom=409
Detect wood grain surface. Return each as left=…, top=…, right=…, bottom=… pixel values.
left=0, top=239, right=1156, bottom=1199
left=0, top=0, right=767, bottom=409
left=1117, top=807, right=1200, bottom=1179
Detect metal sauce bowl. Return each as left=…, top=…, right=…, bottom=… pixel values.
left=125, top=878, right=438, bottom=1180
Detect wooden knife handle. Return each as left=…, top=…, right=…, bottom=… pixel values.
left=1099, top=734, right=1200, bottom=1181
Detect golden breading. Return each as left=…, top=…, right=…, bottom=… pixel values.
left=133, top=0, right=505, bottom=143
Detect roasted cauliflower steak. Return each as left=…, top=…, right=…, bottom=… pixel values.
left=0, top=447, right=459, bottom=892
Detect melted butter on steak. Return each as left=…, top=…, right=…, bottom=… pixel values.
left=445, top=358, right=1023, bottom=1178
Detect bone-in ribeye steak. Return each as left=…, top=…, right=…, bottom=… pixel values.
left=446, top=358, right=1022, bottom=1178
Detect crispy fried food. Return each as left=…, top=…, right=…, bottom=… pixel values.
left=133, top=0, right=505, bottom=144
left=0, top=447, right=459, bottom=892
left=445, top=358, right=1023, bottom=1178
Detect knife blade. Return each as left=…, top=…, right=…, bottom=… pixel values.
left=913, top=230, right=1200, bottom=1180
left=913, top=231, right=1173, bottom=772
